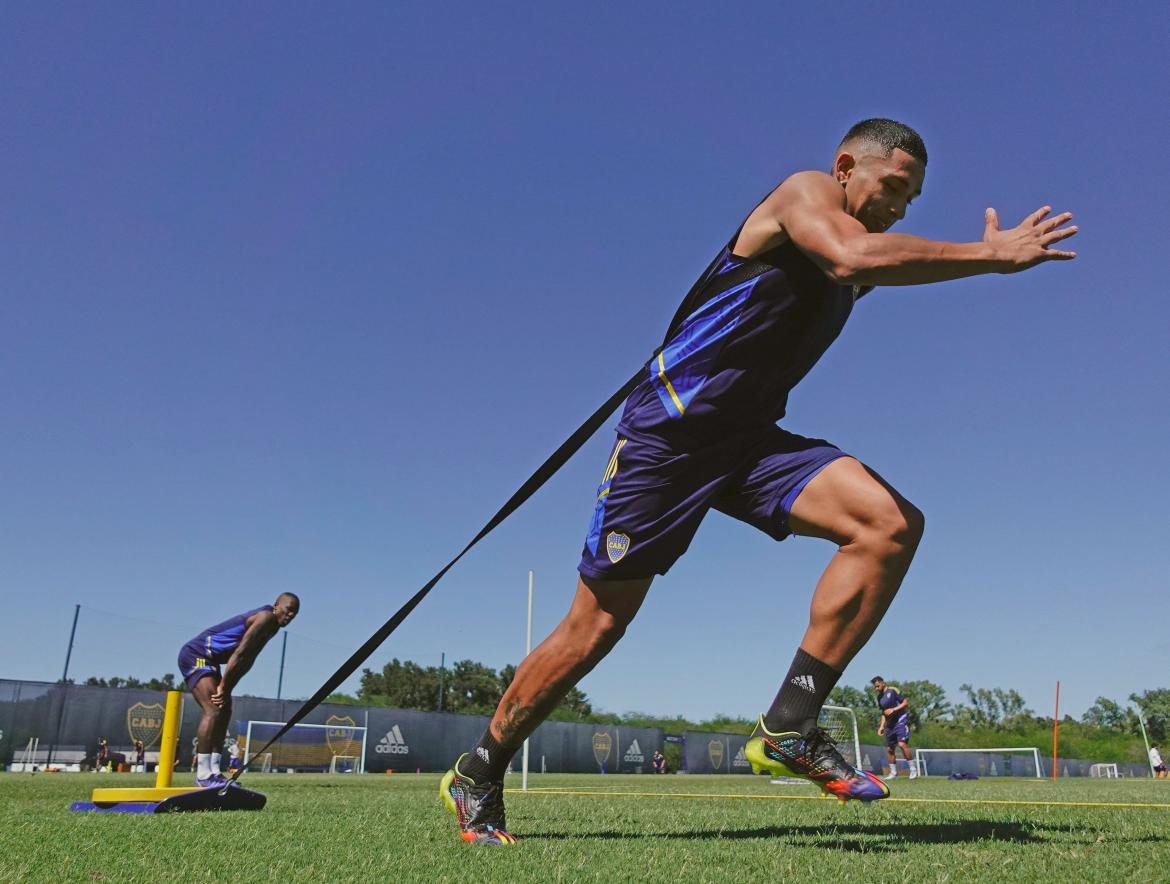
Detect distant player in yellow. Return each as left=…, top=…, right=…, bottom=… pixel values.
left=177, top=594, right=299, bottom=786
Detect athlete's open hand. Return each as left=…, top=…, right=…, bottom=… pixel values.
left=984, top=206, right=1078, bottom=272
left=210, top=683, right=230, bottom=708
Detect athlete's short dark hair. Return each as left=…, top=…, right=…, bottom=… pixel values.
left=840, top=119, right=927, bottom=166
left=277, top=591, right=300, bottom=606
left=870, top=675, right=885, bottom=684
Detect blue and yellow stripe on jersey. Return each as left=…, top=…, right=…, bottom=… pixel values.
left=650, top=277, right=758, bottom=419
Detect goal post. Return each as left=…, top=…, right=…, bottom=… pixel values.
left=244, top=720, right=367, bottom=773
left=914, top=747, right=1043, bottom=778
left=818, top=704, right=862, bottom=769
left=1089, top=763, right=1119, bottom=778
left=328, top=754, right=361, bottom=774
left=771, top=705, right=863, bottom=785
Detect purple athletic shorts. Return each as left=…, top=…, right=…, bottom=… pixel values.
left=579, top=426, right=847, bottom=579
left=177, top=644, right=220, bottom=690
left=885, top=722, right=911, bottom=747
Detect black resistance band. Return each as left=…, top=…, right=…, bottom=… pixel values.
left=231, top=255, right=773, bottom=784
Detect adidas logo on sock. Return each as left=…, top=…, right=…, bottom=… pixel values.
left=374, top=724, right=410, bottom=755
left=790, top=674, right=816, bottom=693
left=476, top=747, right=490, bottom=764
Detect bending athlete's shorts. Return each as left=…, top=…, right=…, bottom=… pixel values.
left=578, top=425, right=848, bottom=580
left=177, top=644, right=220, bottom=690
left=885, top=722, right=911, bottom=747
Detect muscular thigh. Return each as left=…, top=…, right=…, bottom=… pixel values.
left=786, top=457, right=918, bottom=545
left=711, top=426, right=848, bottom=541
left=190, top=673, right=221, bottom=714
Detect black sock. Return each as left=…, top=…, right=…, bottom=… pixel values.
left=762, top=648, right=842, bottom=734
left=459, top=728, right=517, bottom=783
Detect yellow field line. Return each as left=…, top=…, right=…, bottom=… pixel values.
left=518, top=787, right=1170, bottom=811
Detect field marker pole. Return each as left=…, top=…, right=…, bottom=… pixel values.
left=1052, top=681, right=1060, bottom=782
left=277, top=632, right=288, bottom=700
left=61, top=604, right=80, bottom=682
left=155, top=690, right=181, bottom=788
left=1137, top=712, right=1154, bottom=777
left=522, top=570, right=533, bottom=792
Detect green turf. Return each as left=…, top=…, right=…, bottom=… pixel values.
left=2, top=772, right=1167, bottom=882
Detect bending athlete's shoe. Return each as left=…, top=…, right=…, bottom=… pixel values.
left=440, top=754, right=517, bottom=845
left=744, top=716, right=889, bottom=803
left=194, top=773, right=228, bottom=788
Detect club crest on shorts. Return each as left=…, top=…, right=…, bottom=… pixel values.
left=605, top=532, right=630, bottom=563
left=126, top=702, right=165, bottom=750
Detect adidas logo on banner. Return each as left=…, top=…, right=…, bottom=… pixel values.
left=623, top=740, right=645, bottom=763
left=374, top=724, right=410, bottom=755
left=732, top=745, right=751, bottom=769
left=790, top=674, right=816, bottom=693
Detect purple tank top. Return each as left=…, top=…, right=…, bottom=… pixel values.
left=617, top=236, right=855, bottom=448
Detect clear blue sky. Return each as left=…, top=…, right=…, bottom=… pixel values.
left=2, top=3, right=1167, bottom=723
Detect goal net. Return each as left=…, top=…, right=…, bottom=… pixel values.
left=772, top=705, right=862, bottom=784
left=244, top=719, right=367, bottom=773
left=1089, top=763, right=1119, bottom=778
left=329, top=755, right=361, bottom=774
left=914, top=747, right=1043, bottom=778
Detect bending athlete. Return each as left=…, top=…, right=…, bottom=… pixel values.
left=178, top=593, right=300, bottom=786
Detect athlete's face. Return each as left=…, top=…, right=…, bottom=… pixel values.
left=872, top=679, right=886, bottom=694
left=274, top=596, right=299, bottom=627
left=835, top=147, right=925, bottom=233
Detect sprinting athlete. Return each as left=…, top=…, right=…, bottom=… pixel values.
left=872, top=676, right=915, bottom=778
left=441, top=118, right=1077, bottom=844
left=177, top=593, right=299, bottom=786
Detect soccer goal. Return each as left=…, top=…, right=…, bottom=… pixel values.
left=244, top=720, right=367, bottom=773
left=328, top=754, right=361, bottom=774
left=11, top=737, right=40, bottom=772
left=771, top=705, right=862, bottom=784
left=1089, top=763, right=1120, bottom=778
left=914, top=747, right=1043, bottom=778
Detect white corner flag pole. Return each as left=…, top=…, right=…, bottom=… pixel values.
left=522, top=570, right=534, bottom=791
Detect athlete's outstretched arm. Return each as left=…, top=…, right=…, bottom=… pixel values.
left=212, top=612, right=278, bottom=706
left=774, top=172, right=1078, bottom=287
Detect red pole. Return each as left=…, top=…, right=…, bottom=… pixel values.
left=1052, top=681, right=1061, bottom=782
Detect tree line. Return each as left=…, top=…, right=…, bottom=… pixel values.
left=345, top=658, right=593, bottom=720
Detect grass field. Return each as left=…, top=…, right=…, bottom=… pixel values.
left=2, top=771, right=1168, bottom=882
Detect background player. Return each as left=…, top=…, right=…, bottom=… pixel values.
left=442, top=118, right=1076, bottom=844
left=227, top=736, right=243, bottom=774
left=177, top=593, right=299, bottom=786
left=1151, top=744, right=1167, bottom=779
left=872, top=676, right=915, bottom=778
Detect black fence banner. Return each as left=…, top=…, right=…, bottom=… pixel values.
left=1, top=681, right=1151, bottom=778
